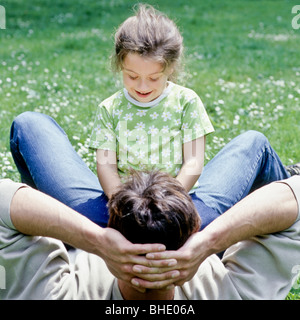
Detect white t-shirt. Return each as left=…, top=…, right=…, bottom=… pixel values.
left=0, top=177, right=300, bottom=300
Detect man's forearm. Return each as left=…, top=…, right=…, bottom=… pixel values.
left=10, top=186, right=104, bottom=254
left=9, top=185, right=173, bottom=286
left=130, top=180, right=299, bottom=289
left=202, top=181, right=299, bottom=255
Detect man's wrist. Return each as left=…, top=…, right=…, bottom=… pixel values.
left=200, top=225, right=227, bottom=257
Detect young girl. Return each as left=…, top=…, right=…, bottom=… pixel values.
left=89, top=4, right=214, bottom=199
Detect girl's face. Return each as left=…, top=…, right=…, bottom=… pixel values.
left=122, top=52, right=173, bottom=103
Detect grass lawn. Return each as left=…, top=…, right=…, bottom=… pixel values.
left=0, top=0, right=300, bottom=299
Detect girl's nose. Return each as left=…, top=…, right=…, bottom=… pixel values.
left=137, top=79, right=150, bottom=92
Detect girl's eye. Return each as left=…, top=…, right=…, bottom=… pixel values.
left=150, top=78, right=159, bottom=82
left=129, top=75, right=138, bottom=80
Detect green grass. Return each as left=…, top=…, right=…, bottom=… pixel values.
left=0, top=0, right=300, bottom=299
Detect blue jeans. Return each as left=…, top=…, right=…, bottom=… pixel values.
left=10, top=112, right=289, bottom=230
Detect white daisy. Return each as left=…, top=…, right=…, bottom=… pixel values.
left=148, top=125, right=159, bottom=136
left=150, top=112, right=159, bottom=120
left=162, top=125, right=169, bottom=134
left=194, top=123, right=202, bottom=131
left=91, top=141, right=99, bottom=148
left=164, top=100, right=172, bottom=107
left=149, top=154, right=159, bottom=164
left=95, top=125, right=101, bottom=134
left=123, top=129, right=132, bottom=138
left=165, top=161, right=172, bottom=170
left=174, top=105, right=183, bottom=113
left=105, top=133, right=114, bottom=142
left=150, top=142, right=159, bottom=150
left=173, top=140, right=180, bottom=148
left=123, top=113, right=133, bottom=121
left=162, top=111, right=172, bottom=122
left=106, top=122, right=113, bottom=130
left=162, top=148, right=171, bottom=158
left=162, top=137, right=171, bottom=145
left=174, top=118, right=181, bottom=126
left=136, top=135, right=146, bottom=145
left=136, top=109, right=147, bottom=117
left=187, top=97, right=196, bottom=104
left=183, top=134, right=191, bottom=143
left=181, top=123, right=189, bottom=130
left=135, top=150, right=145, bottom=159
left=113, top=109, right=123, bottom=119
left=174, top=167, right=181, bottom=175
left=135, top=122, right=145, bottom=130
left=190, top=110, right=198, bottom=119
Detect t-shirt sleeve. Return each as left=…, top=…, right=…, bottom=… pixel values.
left=0, top=179, right=27, bottom=231
left=181, top=92, right=214, bottom=143
left=89, top=103, right=117, bottom=152
left=0, top=180, right=114, bottom=300
left=276, top=176, right=300, bottom=221
left=221, top=176, right=300, bottom=299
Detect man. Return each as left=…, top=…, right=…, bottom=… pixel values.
left=0, top=169, right=299, bottom=299
left=9, top=111, right=294, bottom=288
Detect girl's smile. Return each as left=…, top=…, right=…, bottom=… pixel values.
left=135, top=90, right=153, bottom=99
left=122, top=53, right=173, bottom=103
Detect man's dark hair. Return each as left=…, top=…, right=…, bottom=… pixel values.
left=108, top=170, right=200, bottom=250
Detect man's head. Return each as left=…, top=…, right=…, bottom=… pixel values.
left=108, top=170, right=201, bottom=250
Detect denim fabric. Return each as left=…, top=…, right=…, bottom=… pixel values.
left=10, top=112, right=289, bottom=230
left=194, top=130, right=290, bottom=216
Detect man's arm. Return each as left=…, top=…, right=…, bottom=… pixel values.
left=203, top=180, right=298, bottom=253
left=9, top=185, right=176, bottom=287
left=131, top=180, right=299, bottom=288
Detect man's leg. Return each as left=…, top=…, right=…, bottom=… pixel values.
left=194, top=130, right=290, bottom=217
left=10, top=111, right=109, bottom=227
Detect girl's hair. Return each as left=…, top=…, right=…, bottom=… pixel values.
left=112, top=4, right=183, bottom=80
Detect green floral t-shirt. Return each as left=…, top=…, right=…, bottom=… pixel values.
left=89, top=82, right=214, bottom=180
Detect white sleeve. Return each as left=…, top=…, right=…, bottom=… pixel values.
left=0, top=179, right=114, bottom=300
left=276, top=176, right=300, bottom=221
left=0, top=179, right=27, bottom=230
left=222, top=176, right=300, bottom=300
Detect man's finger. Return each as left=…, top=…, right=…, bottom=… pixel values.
left=130, top=255, right=177, bottom=267
left=145, top=250, right=178, bottom=260
left=132, top=262, right=177, bottom=274
left=132, top=269, right=180, bottom=282
left=131, top=276, right=178, bottom=290
left=133, top=243, right=166, bottom=255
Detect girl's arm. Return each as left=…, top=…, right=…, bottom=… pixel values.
left=96, top=149, right=122, bottom=199
left=176, top=136, right=205, bottom=192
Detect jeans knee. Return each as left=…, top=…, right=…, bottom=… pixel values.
left=12, top=111, right=46, bottom=128
left=11, top=111, right=64, bottom=137
left=11, top=112, right=40, bottom=141
left=242, top=130, right=268, bottom=148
